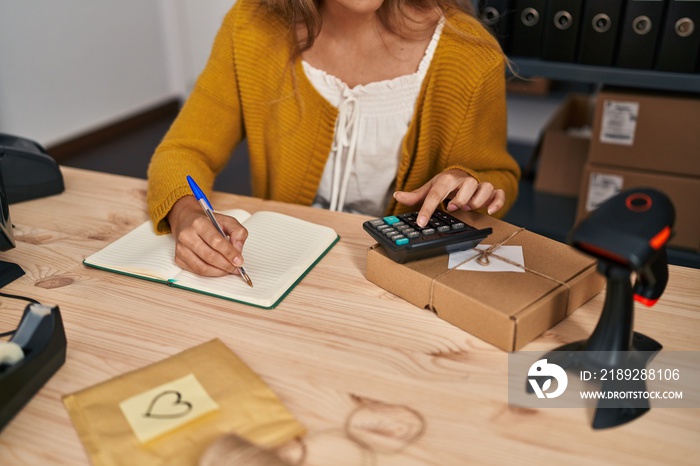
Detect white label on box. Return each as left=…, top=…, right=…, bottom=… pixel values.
left=599, top=100, right=639, bottom=146
left=449, top=245, right=525, bottom=273
left=585, top=172, right=624, bottom=212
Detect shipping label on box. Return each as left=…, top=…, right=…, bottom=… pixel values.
left=599, top=100, right=639, bottom=146
left=589, top=87, right=700, bottom=177
left=365, top=212, right=605, bottom=352
left=584, top=172, right=624, bottom=212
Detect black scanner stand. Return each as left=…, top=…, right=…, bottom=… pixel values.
left=0, top=304, right=67, bottom=432
left=527, top=188, right=675, bottom=429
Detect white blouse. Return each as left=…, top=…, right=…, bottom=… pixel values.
left=304, top=18, right=444, bottom=217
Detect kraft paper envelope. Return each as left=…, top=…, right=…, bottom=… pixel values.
left=63, top=339, right=305, bottom=466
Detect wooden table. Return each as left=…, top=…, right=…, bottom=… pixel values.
left=1, top=167, right=698, bottom=465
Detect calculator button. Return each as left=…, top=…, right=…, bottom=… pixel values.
left=370, top=219, right=384, bottom=226
left=383, top=216, right=400, bottom=225
left=406, top=231, right=420, bottom=238
left=437, top=225, right=450, bottom=233
left=395, top=237, right=409, bottom=246
left=377, top=224, right=391, bottom=231
left=452, top=222, right=465, bottom=230
left=422, top=228, right=436, bottom=236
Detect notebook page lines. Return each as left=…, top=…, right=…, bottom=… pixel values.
left=84, top=223, right=181, bottom=280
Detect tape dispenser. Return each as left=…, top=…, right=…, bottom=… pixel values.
left=0, top=303, right=67, bottom=431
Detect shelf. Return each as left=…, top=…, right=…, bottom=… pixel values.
left=510, top=58, right=700, bottom=94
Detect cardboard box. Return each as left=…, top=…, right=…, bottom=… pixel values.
left=365, top=213, right=605, bottom=352
left=588, top=87, right=700, bottom=177
left=534, top=94, right=594, bottom=197
left=577, top=163, right=700, bottom=252
left=506, top=77, right=552, bottom=96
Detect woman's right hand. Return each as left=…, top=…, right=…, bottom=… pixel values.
left=167, top=196, right=248, bottom=277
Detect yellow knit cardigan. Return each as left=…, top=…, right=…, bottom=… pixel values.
left=147, top=0, right=520, bottom=234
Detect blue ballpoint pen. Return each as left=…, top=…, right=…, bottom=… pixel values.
left=186, top=175, right=253, bottom=287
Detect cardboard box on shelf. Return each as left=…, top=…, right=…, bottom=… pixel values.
left=534, top=93, right=594, bottom=197
left=506, top=77, right=552, bottom=96
left=577, top=163, right=700, bottom=252
left=365, top=212, right=605, bottom=352
left=588, top=87, right=700, bottom=177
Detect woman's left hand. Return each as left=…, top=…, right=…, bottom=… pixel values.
left=393, top=168, right=505, bottom=227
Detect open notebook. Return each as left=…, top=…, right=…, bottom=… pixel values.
left=83, top=210, right=339, bottom=309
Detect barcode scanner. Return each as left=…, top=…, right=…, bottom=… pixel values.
left=525, top=188, right=675, bottom=429
left=569, top=188, right=674, bottom=308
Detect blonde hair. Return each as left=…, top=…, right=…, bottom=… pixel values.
left=260, top=0, right=477, bottom=57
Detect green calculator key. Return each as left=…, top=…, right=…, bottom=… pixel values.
left=383, top=216, right=400, bottom=225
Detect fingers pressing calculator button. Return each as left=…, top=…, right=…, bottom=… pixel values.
left=362, top=210, right=493, bottom=263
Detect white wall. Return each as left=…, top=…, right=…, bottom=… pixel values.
left=176, top=0, right=236, bottom=92
left=0, top=0, right=236, bottom=148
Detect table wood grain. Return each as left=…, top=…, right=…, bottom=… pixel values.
left=0, top=167, right=698, bottom=465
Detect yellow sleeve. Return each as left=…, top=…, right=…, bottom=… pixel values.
left=147, top=6, right=244, bottom=234
left=446, top=58, right=520, bottom=218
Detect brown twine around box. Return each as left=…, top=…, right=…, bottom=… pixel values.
left=427, top=228, right=572, bottom=312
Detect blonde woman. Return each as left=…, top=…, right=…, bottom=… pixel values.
left=147, top=0, right=520, bottom=276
